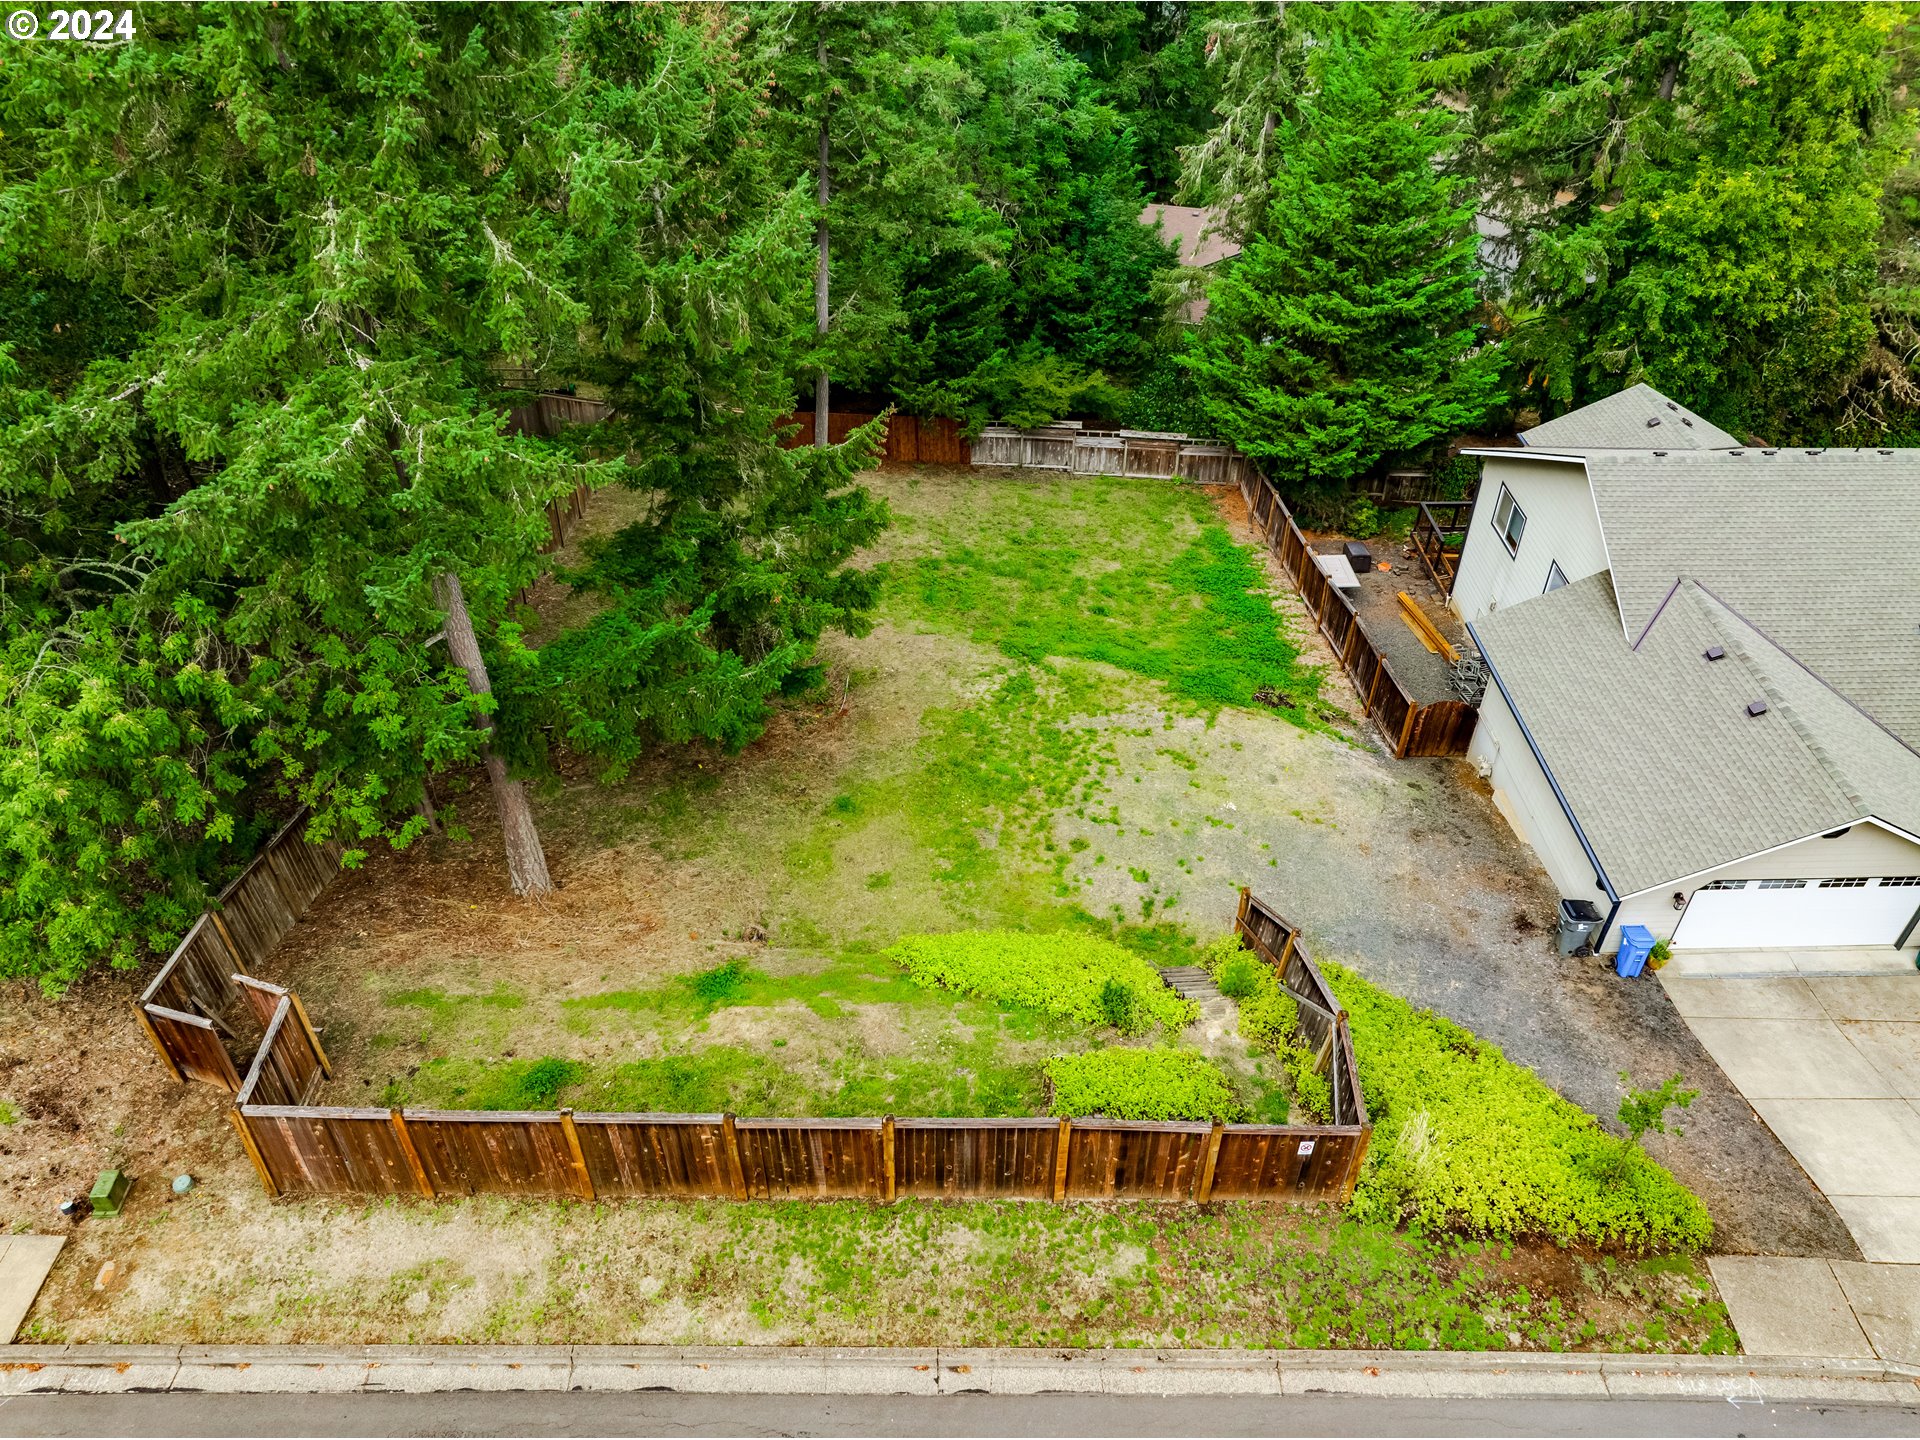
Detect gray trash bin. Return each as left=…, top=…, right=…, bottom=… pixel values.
left=1557, top=899, right=1602, bottom=956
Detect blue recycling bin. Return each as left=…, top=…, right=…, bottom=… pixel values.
left=1615, top=924, right=1655, bottom=978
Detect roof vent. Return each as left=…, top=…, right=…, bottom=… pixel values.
left=1666, top=402, right=1678, bottom=410
left=1704, top=645, right=1726, bottom=661
left=1881, top=449, right=1894, bottom=456
left=1731, top=449, right=1745, bottom=456
left=1762, top=448, right=1778, bottom=455
left=1805, top=449, right=1821, bottom=456
left=1747, top=699, right=1769, bottom=718
left=1681, top=418, right=1694, bottom=427
left=1654, top=449, right=1668, bottom=456
left=1646, top=417, right=1663, bottom=427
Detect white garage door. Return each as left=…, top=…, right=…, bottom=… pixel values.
left=1673, top=876, right=1920, bottom=950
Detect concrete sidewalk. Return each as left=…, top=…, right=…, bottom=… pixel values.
left=0, top=1344, right=1915, bottom=1406
left=1710, top=1257, right=1920, bottom=1368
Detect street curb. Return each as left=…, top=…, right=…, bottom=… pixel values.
left=1, top=1346, right=1916, bottom=1403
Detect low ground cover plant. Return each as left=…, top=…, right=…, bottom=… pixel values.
left=1044, top=1046, right=1242, bottom=1122
left=1324, top=961, right=1712, bottom=1250
left=887, top=930, right=1197, bottom=1035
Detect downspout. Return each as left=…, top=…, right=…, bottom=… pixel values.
left=1467, top=621, right=1620, bottom=942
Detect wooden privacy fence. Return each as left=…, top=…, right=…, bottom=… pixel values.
left=1240, top=470, right=1477, bottom=759
left=134, top=811, right=344, bottom=1091
left=135, top=842, right=1373, bottom=1205
left=775, top=411, right=973, bottom=465
left=973, top=423, right=1255, bottom=486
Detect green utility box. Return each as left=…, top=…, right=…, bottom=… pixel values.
left=89, top=1169, right=131, bottom=1217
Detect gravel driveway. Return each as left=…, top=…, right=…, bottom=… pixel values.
left=1053, top=491, right=1861, bottom=1260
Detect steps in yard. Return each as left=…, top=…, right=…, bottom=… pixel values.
left=1157, top=966, right=1221, bottom=1002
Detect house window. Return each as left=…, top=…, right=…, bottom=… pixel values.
left=1756, top=878, right=1807, bottom=890
left=1818, top=877, right=1869, bottom=889
left=1698, top=879, right=1746, bottom=891
left=1881, top=876, right=1920, bottom=887
left=1543, top=561, right=1568, bottom=593
left=1491, top=485, right=1527, bottom=556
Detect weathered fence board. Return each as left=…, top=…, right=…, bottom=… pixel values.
left=574, top=1114, right=732, bottom=1198
left=144, top=1006, right=241, bottom=1092
left=775, top=411, right=971, bottom=464
left=1065, top=1120, right=1210, bottom=1200
left=399, top=1111, right=580, bottom=1197
left=139, top=914, right=241, bottom=1017
left=1208, top=1126, right=1364, bottom=1201
left=240, top=1107, right=418, bottom=1197
left=735, top=1119, right=886, bottom=1200
left=893, top=1118, right=1059, bottom=1199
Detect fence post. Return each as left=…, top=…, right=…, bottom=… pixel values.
left=1341, top=1127, right=1373, bottom=1205
left=133, top=1004, right=184, bottom=1084
left=389, top=1109, right=435, bottom=1198
left=1197, top=1122, right=1224, bottom=1203
left=207, top=911, right=248, bottom=974
left=721, top=1113, right=749, bottom=1200
left=1052, top=1118, right=1072, bottom=1202
left=881, top=1116, right=897, bottom=1203
left=289, top=991, right=332, bottom=1081
left=1278, top=929, right=1297, bottom=969
left=1397, top=702, right=1419, bottom=759
left=227, top=1109, right=279, bottom=1198
left=558, top=1109, right=595, bottom=1201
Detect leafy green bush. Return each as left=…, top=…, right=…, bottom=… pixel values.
left=1215, top=950, right=1266, bottom=1000
left=1045, top=1046, right=1243, bottom=1122
left=459, top=1056, right=585, bottom=1111
left=888, top=930, right=1196, bottom=1035
left=1285, top=1045, right=1332, bottom=1121
left=1096, top=978, right=1138, bottom=1031
left=1323, top=961, right=1712, bottom=1250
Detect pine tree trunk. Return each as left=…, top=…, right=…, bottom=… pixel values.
left=432, top=571, right=554, bottom=897
left=813, top=41, right=831, bottom=448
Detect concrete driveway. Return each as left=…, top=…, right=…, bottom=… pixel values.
left=1661, top=973, right=1920, bottom=1263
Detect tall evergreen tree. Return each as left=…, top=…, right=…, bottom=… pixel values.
left=1182, top=7, right=1502, bottom=498
left=1445, top=1, right=1910, bottom=437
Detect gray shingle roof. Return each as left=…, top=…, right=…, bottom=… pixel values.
left=1521, top=383, right=1741, bottom=450
left=1580, top=448, right=1920, bottom=747
left=1472, top=574, right=1920, bottom=895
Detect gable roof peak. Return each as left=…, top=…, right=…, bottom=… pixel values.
left=1521, top=383, right=1741, bottom=451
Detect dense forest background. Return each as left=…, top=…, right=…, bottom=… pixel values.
left=3, top=0, right=1916, bottom=988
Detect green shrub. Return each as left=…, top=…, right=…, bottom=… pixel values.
left=1096, top=978, right=1138, bottom=1032
left=1323, top=961, right=1712, bottom=1250
left=1045, top=1046, right=1243, bottom=1122
left=887, top=930, right=1196, bottom=1036
left=1285, top=1045, right=1331, bottom=1121
left=1215, top=950, right=1266, bottom=1000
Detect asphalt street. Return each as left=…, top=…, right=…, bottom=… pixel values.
left=4, top=1392, right=1919, bottom=1437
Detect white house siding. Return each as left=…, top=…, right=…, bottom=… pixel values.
left=1612, top=821, right=1920, bottom=947
left=1450, top=456, right=1610, bottom=624
left=1468, top=683, right=1614, bottom=930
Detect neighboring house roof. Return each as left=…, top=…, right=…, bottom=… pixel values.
left=1520, top=383, right=1741, bottom=451
left=1472, top=573, right=1920, bottom=897
left=1139, top=204, right=1241, bottom=269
